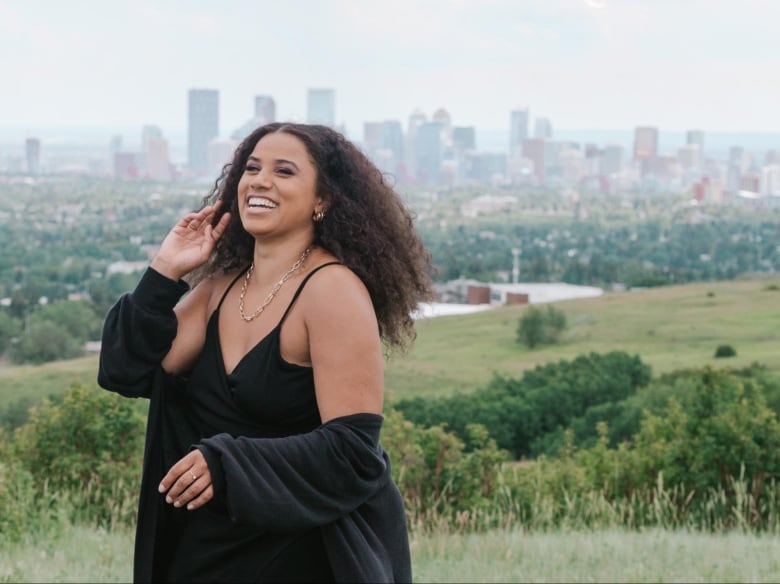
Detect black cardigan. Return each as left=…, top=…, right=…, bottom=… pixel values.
left=97, top=268, right=412, bottom=583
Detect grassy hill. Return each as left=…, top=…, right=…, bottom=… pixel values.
left=383, top=278, right=780, bottom=400
left=2, top=278, right=779, bottom=409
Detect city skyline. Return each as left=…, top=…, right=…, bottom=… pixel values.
left=1, top=0, right=779, bottom=138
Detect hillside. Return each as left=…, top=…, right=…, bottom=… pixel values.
left=2, top=278, right=779, bottom=409
left=384, top=278, right=780, bottom=399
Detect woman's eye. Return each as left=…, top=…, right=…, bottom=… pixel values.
left=276, top=168, right=294, bottom=176
left=245, top=165, right=260, bottom=172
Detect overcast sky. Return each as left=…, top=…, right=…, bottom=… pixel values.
left=1, top=0, right=778, bottom=139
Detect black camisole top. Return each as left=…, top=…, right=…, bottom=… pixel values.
left=163, top=262, right=341, bottom=583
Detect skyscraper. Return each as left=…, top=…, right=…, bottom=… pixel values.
left=534, top=117, right=553, bottom=139
left=509, top=107, right=530, bottom=159
left=307, top=89, right=335, bottom=127
left=633, top=126, right=658, bottom=160
left=255, top=95, right=276, bottom=124
left=188, top=89, right=219, bottom=173
left=686, top=129, right=705, bottom=155
left=415, top=122, right=443, bottom=186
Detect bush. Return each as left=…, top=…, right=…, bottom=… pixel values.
left=9, top=321, right=84, bottom=364
left=10, top=383, right=145, bottom=527
left=714, top=344, right=737, bottom=358
left=516, top=305, right=567, bottom=348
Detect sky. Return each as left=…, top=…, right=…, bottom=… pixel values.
left=1, top=0, right=779, bottom=141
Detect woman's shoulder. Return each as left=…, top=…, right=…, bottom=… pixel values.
left=192, top=267, right=248, bottom=314
left=300, top=261, right=375, bottom=320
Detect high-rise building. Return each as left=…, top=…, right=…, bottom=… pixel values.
left=146, top=137, right=171, bottom=182
left=534, top=117, right=553, bottom=139
left=602, top=144, right=624, bottom=176
left=188, top=89, right=219, bottom=173
left=522, top=138, right=546, bottom=184
left=142, top=125, right=163, bottom=153
left=633, top=126, right=658, bottom=177
left=307, top=88, right=335, bottom=127
left=415, top=122, right=443, bottom=186
left=432, top=108, right=452, bottom=143
left=452, top=127, right=476, bottom=152
left=633, top=126, right=658, bottom=160
left=686, top=129, right=705, bottom=155
left=509, top=107, right=530, bottom=159
left=25, top=138, right=40, bottom=175
left=380, top=120, right=404, bottom=163
left=678, top=144, right=701, bottom=170
left=405, top=109, right=427, bottom=179
left=255, top=95, right=276, bottom=124
left=363, top=122, right=383, bottom=156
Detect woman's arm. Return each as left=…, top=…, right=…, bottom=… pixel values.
left=97, top=204, right=230, bottom=395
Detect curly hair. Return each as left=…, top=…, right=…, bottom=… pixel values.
left=194, top=122, right=434, bottom=351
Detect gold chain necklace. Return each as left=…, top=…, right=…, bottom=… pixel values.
left=238, top=246, right=313, bottom=322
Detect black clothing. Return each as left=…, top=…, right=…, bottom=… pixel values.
left=98, top=266, right=412, bottom=583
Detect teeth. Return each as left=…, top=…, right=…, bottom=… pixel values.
left=248, top=196, right=277, bottom=209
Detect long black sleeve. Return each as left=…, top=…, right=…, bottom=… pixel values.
left=197, top=412, right=391, bottom=533
left=97, top=267, right=189, bottom=398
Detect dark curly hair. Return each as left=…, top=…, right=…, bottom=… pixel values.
left=195, top=122, right=434, bottom=351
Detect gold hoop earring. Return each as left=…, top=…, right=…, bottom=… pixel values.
left=312, top=209, right=326, bottom=222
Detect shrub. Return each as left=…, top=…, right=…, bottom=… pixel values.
left=10, top=383, right=145, bottom=527
left=516, top=305, right=567, bottom=349
left=714, top=344, right=736, bottom=358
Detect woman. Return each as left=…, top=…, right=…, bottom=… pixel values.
left=98, top=123, right=433, bottom=583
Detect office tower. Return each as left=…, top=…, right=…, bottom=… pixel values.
left=633, top=126, right=658, bottom=177
left=25, top=138, right=41, bottom=175
left=727, top=146, right=747, bottom=192
left=509, top=107, right=530, bottom=159
left=452, top=127, right=476, bottom=152
left=760, top=164, right=780, bottom=196
left=602, top=144, right=624, bottom=176
left=307, top=88, right=335, bottom=127
left=363, top=122, right=383, bottom=155
left=147, top=137, right=171, bottom=181
left=432, top=107, right=452, bottom=142
left=114, top=152, right=139, bottom=180
left=188, top=89, right=219, bottom=173
left=405, top=109, right=427, bottom=179
left=141, top=125, right=163, bottom=153
left=686, top=129, right=705, bottom=155
left=534, top=117, right=553, bottom=139
left=380, top=120, right=404, bottom=163
left=522, top=138, right=545, bottom=183
left=678, top=144, right=701, bottom=170
left=633, top=126, right=658, bottom=160
left=415, top=122, right=443, bottom=186
left=255, top=95, right=276, bottom=124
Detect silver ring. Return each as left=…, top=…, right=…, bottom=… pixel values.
left=191, top=472, right=198, bottom=482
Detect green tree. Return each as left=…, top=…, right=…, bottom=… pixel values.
left=0, top=311, right=22, bottom=355
left=9, top=321, right=84, bottom=364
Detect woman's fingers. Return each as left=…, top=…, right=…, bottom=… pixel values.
left=159, top=450, right=212, bottom=510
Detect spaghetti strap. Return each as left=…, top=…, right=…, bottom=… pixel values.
left=215, top=266, right=250, bottom=313
left=278, top=262, right=343, bottom=325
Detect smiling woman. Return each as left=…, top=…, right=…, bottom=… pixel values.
left=97, top=123, right=434, bottom=583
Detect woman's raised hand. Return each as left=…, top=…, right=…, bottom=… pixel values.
left=150, top=202, right=231, bottom=281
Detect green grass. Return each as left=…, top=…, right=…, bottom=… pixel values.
left=385, top=279, right=780, bottom=399
left=3, top=525, right=780, bottom=583
left=411, top=528, right=780, bottom=583
left=0, top=355, right=99, bottom=409
left=2, top=279, right=779, bottom=407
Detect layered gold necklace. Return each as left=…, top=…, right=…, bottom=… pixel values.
left=238, top=246, right=313, bottom=322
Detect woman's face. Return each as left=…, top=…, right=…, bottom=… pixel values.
left=236, top=131, right=323, bottom=241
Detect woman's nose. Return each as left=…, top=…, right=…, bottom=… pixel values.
left=250, top=168, right=272, bottom=188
